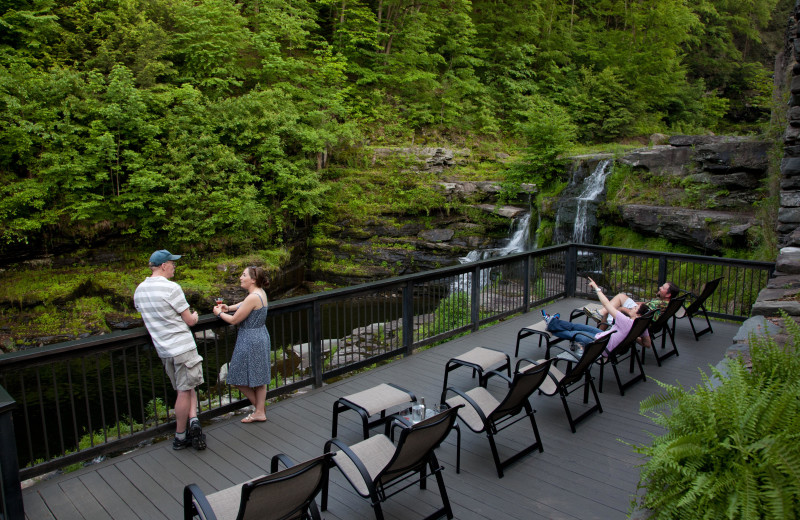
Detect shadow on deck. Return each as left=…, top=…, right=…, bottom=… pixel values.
left=22, top=298, right=740, bottom=520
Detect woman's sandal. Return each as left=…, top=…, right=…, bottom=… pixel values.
left=241, top=413, right=267, bottom=423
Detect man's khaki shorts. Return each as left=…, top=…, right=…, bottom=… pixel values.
left=163, top=349, right=204, bottom=391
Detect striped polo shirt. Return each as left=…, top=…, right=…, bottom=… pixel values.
left=134, top=276, right=196, bottom=358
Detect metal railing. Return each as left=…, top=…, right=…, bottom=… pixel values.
left=0, top=244, right=773, bottom=484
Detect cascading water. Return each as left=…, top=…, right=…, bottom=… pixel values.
left=554, top=158, right=613, bottom=245
left=459, top=212, right=532, bottom=263
left=453, top=212, right=532, bottom=293
left=572, top=159, right=612, bottom=243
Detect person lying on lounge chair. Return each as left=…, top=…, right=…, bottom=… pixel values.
left=545, top=277, right=652, bottom=356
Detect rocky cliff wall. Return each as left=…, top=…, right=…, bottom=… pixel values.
left=780, top=1, right=800, bottom=247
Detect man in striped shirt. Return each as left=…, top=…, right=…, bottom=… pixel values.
left=134, top=250, right=207, bottom=451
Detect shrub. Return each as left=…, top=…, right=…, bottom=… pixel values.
left=632, top=313, right=800, bottom=519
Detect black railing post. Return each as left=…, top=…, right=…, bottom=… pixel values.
left=0, top=385, right=23, bottom=520
left=471, top=264, right=480, bottom=331
left=658, top=254, right=668, bottom=284
left=403, top=280, right=414, bottom=356
left=523, top=255, right=531, bottom=313
left=310, top=302, right=323, bottom=388
left=565, top=244, right=578, bottom=297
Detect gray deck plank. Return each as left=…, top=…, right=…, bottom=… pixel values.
left=21, top=298, right=738, bottom=520
left=22, top=488, right=56, bottom=520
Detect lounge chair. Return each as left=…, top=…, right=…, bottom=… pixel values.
left=676, top=277, right=723, bottom=340
left=322, top=405, right=461, bottom=520
left=642, top=295, right=687, bottom=366
left=183, top=452, right=332, bottom=520
left=444, top=359, right=552, bottom=478
left=596, top=313, right=654, bottom=395
left=518, top=334, right=611, bottom=433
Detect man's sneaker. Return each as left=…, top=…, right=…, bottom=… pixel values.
left=189, top=420, right=207, bottom=451
left=173, top=435, right=192, bottom=450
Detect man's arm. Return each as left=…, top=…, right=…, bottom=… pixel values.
left=180, top=308, right=199, bottom=327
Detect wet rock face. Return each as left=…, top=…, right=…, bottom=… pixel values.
left=620, top=205, right=755, bottom=253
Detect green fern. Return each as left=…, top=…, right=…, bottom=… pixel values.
left=632, top=312, right=800, bottom=519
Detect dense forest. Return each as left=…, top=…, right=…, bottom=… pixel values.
left=0, top=0, right=791, bottom=258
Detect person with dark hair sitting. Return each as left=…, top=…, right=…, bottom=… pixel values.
left=588, top=281, right=679, bottom=325
left=545, top=277, right=652, bottom=356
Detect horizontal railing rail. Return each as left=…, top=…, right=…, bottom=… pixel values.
left=0, top=244, right=774, bottom=483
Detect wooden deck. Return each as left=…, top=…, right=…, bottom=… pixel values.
left=21, top=298, right=739, bottom=520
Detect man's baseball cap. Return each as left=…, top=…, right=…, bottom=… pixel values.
left=149, top=250, right=182, bottom=266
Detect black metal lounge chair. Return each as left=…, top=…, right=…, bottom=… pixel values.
left=643, top=295, right=687, bottom=366
left=676, top=277, right=723, bottom=340
left=444, top=359, right=552, bottom=478
left=518, top=333, right=611, bottom=433
left=322, top=405, right=461, bottom=520
left=596, top=312, right=654, bottom=396
left=183, top=452, right=332, bottom=520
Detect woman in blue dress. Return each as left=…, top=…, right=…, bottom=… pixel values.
left=213, top=266, right=271, bottom=423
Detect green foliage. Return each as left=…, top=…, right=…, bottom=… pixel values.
left=511, top=98, right=576, bottom=185
left=633, top=312, right=800, bottom=519
left=0, top=0, right=788, bottom=255
left=599, top=226, right=697, bottom=255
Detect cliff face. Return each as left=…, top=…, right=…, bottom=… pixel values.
left=780, top=4, right=800, bottom=247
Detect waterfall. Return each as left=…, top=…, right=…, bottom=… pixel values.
left=572, top=159, right=612, bottom=243
left=459, top=212, right=532, bottom=263
left=452, top=212, right=531, bottom=293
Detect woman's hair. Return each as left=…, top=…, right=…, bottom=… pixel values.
left=246, top=266, right=270, bottom=289
left=636, top=303, right=649, bottom=316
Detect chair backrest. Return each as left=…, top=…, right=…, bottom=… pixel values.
left=608, top=312, right=654, bottom=360
left=684, top=277, right=723, bottom=316
left=379, top=405, right=461, bottom=486
left=649, top=295, right=686, bottom=334
left=240, top=453, right=331, bottom=520
left=489, top=359, right=553, bottom=422
left=558, top=334, right=612, bottom=387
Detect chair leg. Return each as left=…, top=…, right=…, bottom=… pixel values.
left=430, top=454, right=455, bottom=520
left=527, top=403, right=544, bottom=453
left=560, top=392, right=577, bottom=433
left=487, top=432, right=505, bottom=478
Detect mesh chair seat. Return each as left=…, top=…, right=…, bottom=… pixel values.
left=341, top=384, right=415, bottom=416
left=445, top=387, right=500, bottom=432
left=452, top=347, right=508, bottom=369
left=332, top=434, right=396, bottom=496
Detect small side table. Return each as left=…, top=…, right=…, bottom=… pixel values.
left=332, top=383, right=417, bottom=439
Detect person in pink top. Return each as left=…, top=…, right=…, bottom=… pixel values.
left=544, top=277, right=652, bottom=355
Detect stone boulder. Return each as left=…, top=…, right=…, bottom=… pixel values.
left=436, top=181, right=536, bottom=201
left=473, top=204, right=528, bottom=218
left=371, top=147, right=470, bottom=172
left=618, top=137, right=769, bottom=183
left=620, top=205, right=755, bottom=253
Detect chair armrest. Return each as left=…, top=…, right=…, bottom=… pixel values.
left=484, top=368, right=512, bottom=385
left=184, top=483, right=218, bottom=520
left=270, top=453, right=295, bottom=473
